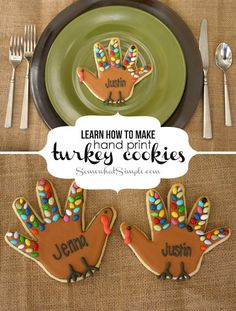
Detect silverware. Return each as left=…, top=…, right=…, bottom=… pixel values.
left=4, top=35, right=23, bottom=128
left=215, top=42, right=233, bottom=127
left=20, top=24, right=36, bottom=130
left=199, top=18, right=212, bottom=139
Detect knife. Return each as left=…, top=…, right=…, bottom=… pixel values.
left=199, top=18, right=212, bottom=139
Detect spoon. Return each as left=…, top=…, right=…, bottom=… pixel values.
left=215, top=43, right=233, bottom=127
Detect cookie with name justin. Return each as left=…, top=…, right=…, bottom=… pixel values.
left=77, top=37, right=152, bottom=104
left=5, top=179, right=117, bottom=283
left=120, top=184, right=231, bottom=281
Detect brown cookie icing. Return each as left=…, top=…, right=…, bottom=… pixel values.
left=37, top=207, right=114, bottom=279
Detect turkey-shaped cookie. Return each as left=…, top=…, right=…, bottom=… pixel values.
left=120, top=184, right=231, bottom=281
left=5, top=179, right=117, bottom=283
left=77, top=37, right=152, bottom=104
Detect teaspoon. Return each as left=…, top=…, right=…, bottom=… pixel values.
left=215, top=42, right=233, bottom=127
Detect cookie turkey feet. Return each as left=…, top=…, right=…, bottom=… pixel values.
left=81, top=257, right=99, bottom=278
left=68, top=264, right=82, bottom=283
left=116, top=91, right=125, bottom=104
left=177, top=262, right=191, bottom=281
left=157, top=262, right=173, bottom=280
left=67, top=257, right=99, bottom=283
left=103, top=92, right=114, bottom=104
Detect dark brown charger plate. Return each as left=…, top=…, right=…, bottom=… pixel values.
left=31, top=0, right=203, bottom=129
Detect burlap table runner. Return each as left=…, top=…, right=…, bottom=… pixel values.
left=0, top=0, right=236, bottom=151
left=0, top=154, right=235, bottom=311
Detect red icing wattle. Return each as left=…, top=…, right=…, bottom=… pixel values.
left=79, top=70, right=84, bottom=82
left=100, top=215, right=112, bottom=235
left=124, top=228, right=132, bottom=245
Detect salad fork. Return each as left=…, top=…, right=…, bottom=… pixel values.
left=20, top=24, right=36, bottom=129
left=4, top=35, right=23, bottom=128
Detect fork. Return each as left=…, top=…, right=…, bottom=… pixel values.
left=20, top=24, right=36, bottom=129
left=4, top=35, right=23, bottom=128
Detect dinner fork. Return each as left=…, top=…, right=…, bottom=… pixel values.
left=20, top=24, right=36, bottom=129
left=4, top=35, right=23, bottom=128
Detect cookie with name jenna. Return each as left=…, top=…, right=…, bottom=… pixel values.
left=120, top=183, right=231, bottom=281
left=77, top=37, right=152, bottom=104
left=5, top=179, right=117, bottom=283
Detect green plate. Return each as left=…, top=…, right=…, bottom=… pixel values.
left=45, top=6, right=186, bottom=125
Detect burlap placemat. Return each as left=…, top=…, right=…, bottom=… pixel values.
left=0, top=154, right=235, bottom=311
left=0, top=0, right=236, bottom=151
